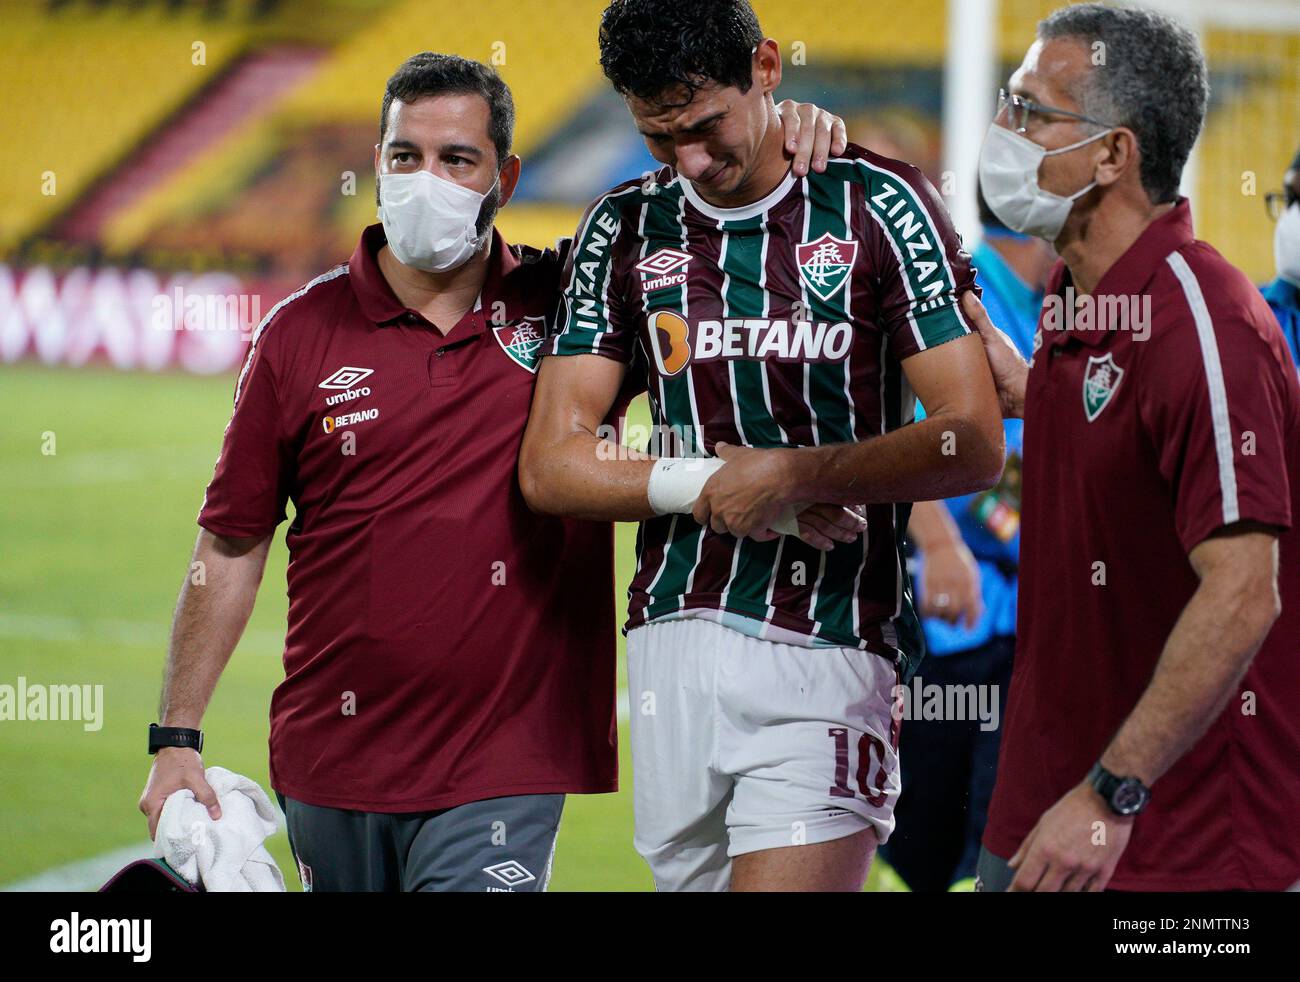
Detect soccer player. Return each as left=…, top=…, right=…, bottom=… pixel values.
left=136, top=51, right=847, bottom=892
left=519, top=0, right=1005, bottom=892
left=967, top=4, right=1300, bottom=891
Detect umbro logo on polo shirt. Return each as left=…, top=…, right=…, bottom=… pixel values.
left=319, top=366, right=375, bottom=407
left=318, top=366, right=374, bottom=390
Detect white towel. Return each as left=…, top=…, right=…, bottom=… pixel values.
left=154, top=766, right=285, bottom=892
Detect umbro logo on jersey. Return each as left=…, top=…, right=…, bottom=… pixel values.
left=796, top=233, right=858, bottom=303
left=318, top=366, right=374, bottom=390
left=636, top=248, right=692, bottom=292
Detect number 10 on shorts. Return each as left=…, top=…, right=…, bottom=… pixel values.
left=828, top=727, right=889, bottom=807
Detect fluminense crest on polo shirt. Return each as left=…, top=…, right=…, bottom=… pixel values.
left=796, top=232, right=858, bottom=303
left=1083, top=352, right=1124, bottom=422
left=493, top=316, right=548, bottom=373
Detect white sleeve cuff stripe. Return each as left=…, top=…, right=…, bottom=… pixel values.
left=1165, top=251, right=1240, bottom=524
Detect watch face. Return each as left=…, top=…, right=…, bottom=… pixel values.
left=1113, top=779, right=1150, bottom=815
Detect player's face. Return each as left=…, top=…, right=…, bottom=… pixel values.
left=374, top=92, right=519, bottom=216
left=1003, top=38, right=1109, bottom=199
left=626, top=43, right=781, bottom=206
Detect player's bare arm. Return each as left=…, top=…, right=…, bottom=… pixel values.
left=137, top=529, right=272, bottom=838
left=1103, top=528, right=1281, bottom=782
left=519, top=354, right=866, bottom=548
left=962, top=290, right=1029, bottom=420
left=693, top=332, right=1005, bottom=537
left=519, top=353, right=657, bottom=522
left=1008, top=528, right=1281, bottom=892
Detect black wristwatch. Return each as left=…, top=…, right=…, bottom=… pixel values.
left=148, top=723, right=203, bottom=755
left=1087, top=760, right=1150, bottom=816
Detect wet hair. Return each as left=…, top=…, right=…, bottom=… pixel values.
left=598, top=0, right=763, bottom=108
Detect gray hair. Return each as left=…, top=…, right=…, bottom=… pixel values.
left=1038, top=3, right=1209, bottom=204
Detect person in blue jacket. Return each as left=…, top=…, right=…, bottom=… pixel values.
left=1262, top=146, right=1300, bottom=368
left=881, top=189, right=1054, bottom=892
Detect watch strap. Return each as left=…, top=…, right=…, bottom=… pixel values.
left=148, top=723, right=203, bottom=755
left=1087, top=760, right=1116, bottom=799
left=1088, top=759, right=1150, bottom=815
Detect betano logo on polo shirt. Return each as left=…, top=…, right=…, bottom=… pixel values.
left=647, top=310, right=853, bottom=377
left=322, top=408, right=379, bottom=434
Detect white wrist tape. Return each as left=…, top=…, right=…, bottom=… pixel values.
left=647, top=457, right=725, bottom=515
left=647, top=457, right=802, bottom=538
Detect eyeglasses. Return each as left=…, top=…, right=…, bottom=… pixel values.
left=996, top=88, right=1114, bottom=135
left=1265, top=188, right=1298, bottom=221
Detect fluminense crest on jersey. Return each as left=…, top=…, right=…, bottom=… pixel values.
left=796, top=232, right=858, bottom=303
left=1083, top=352, right=1124, bottom=422
left=493, top=316, right=548, bottom=373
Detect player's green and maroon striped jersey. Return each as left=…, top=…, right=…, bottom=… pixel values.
left=547, top=143, right=977, bottom=675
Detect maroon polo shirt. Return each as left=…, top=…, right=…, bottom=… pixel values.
left=984, top=200, right=1300, bottom=890
left=198, top=225, right=618, bottom=812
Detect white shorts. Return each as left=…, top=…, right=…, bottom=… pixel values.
left=626, top=617, right=901, bottom=892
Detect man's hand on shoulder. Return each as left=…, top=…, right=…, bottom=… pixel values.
left=774, top=99, right=848, bottom=176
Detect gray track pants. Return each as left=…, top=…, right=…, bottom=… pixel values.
left=277, top=792, right=565, bottom=892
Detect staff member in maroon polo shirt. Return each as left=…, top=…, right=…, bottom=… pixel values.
left=965, top=4, right=1300, bottom=891
left=135, top=52, right=850, bottom=891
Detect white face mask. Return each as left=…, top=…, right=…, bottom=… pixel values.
left=1275, top=201, right=1300, bottom=288
left=978, top=122, right=1112, bottom=241
left=377, top=169, right=495, bottom=272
